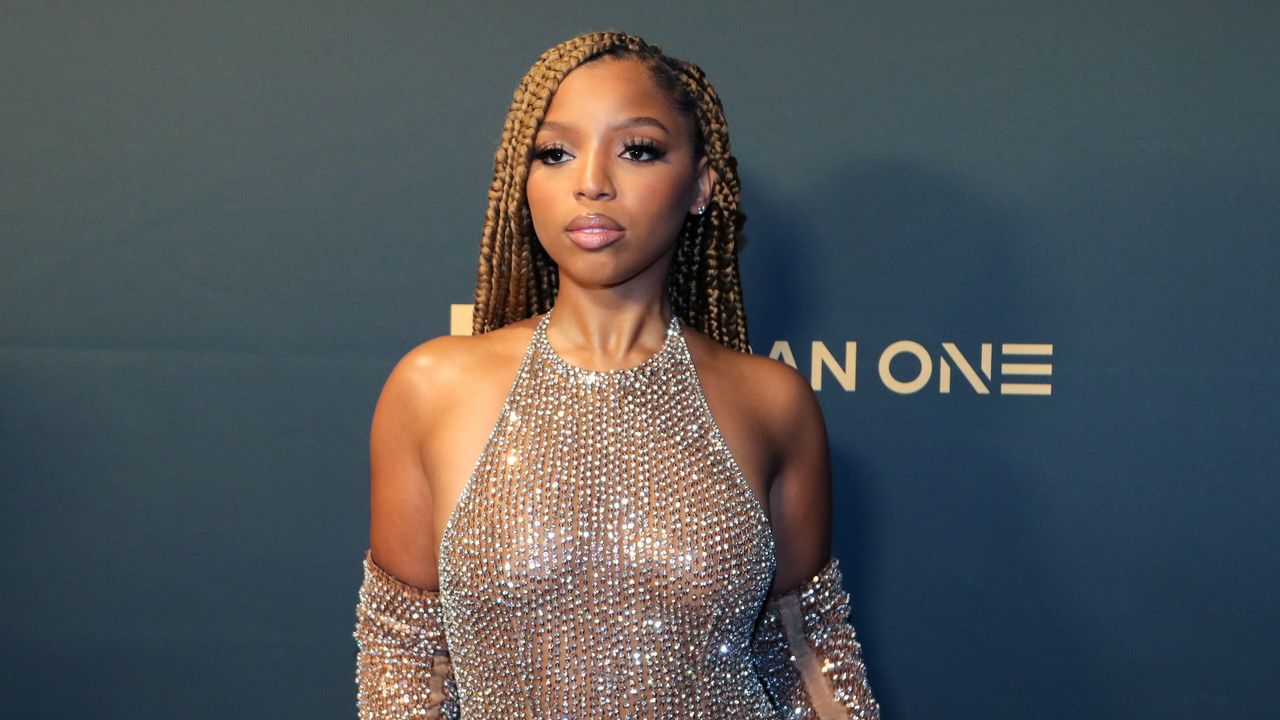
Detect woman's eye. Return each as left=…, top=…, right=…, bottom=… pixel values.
left=534, top=145, right=570, bottom=165
left=622, top=141, right=666, bottom=162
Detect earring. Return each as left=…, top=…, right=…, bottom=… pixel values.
left=696, top=205, right=706, bottom=215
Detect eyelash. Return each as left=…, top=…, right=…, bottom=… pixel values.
left=533, top=143, right=569, bottom=165
left=532, top=138, right=667, bottom=165
left=621, top=137, right=666, bottom=162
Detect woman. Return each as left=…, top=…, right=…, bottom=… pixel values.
left=354, top=31, right=880, bottom=720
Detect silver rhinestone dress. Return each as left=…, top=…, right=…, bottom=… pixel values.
left=437, top=308, right=779, bottom=718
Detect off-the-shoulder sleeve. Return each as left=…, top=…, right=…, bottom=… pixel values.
left=353, top=549, right=459, bottom=720
left=750, top=555, right=880, bottom=720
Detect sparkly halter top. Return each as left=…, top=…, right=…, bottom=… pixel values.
left=437, top=308, right=779, bottom=718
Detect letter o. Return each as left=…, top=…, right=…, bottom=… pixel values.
left=879, top=341, right=932, bottom=394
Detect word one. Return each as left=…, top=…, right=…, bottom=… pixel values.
left=769, top=340, right=1052, bottom=396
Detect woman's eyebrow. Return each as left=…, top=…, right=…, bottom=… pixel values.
left=538, top=116, right=671, bottom=135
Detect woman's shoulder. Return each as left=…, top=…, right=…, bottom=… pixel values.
left=399, top=315, right=539, bottom=369
left=378, top=315, right=543, bottom=414
left=681, top=325, right=822, bottom=436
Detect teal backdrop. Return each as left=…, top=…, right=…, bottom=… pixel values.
left=3, top=2, right=1277, bottom=718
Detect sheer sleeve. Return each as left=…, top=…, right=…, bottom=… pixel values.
left=353, top=549, right=459, bottom=720
left=750, top=555, right=880, bottom=720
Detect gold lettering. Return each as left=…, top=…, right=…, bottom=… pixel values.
left=939, top=342, right=992, bottom=394
left=879, top=341, right=932, bottom=394
left=811, top=341, right=857, bottom=392
left=999, top=344, right=1053, bottom=395
left=768, top=340, right=798, bottom=369
left=451, top=304, right=475, bottom=336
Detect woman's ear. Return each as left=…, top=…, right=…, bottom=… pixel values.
left=690, top=156, right=715, bottom=214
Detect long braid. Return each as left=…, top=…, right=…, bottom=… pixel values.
left=669, top=57, right=750, bottom=351
left=471, top=31, right=751, bottom=352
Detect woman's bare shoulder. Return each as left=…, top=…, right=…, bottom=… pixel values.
left=378, top=315, right=543, bottom=416
left=681, top=326, right=815, bottom=419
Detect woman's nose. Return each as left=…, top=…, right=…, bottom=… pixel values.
left=573, top=147, right=615, bottom=201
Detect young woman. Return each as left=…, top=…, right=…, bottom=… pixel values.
left=354, top=31, right=880, bottom=720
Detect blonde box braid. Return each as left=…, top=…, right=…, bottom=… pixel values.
left=471, top=31, right=751, bottom=352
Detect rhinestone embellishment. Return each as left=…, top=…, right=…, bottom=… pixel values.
left=438, top=308, right=778, bottom=717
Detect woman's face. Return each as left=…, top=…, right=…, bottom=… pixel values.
left=526, top=57, right=711, bottom=291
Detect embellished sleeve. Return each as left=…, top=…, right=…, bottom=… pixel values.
left=750, top=555, right=880, bottom=720
left=353, top=549, right=459, bottom=720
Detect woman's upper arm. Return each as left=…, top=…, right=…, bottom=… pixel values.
left=762, top=360, right=835, bottom=596
left=367, top=339, right=453, bottom=591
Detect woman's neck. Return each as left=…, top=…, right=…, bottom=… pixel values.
left=544, top=285, right=674, bottom=369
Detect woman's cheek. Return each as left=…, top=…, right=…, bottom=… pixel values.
left=637, top=175, right=691, bottom=219
left=525, top=178, right=557, bottom=243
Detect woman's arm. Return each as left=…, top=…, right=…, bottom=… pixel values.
left=763, top=360, right=835, bottom=595
left=355, top=550, right=457, bottom=719
left=750, top=362, right=880, bottom=720
left=368, top=344, right=448, bottom=590
left=354, top=344, right=459, bottom=719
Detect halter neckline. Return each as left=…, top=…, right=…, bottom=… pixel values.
left=534, top=308, right=682, bottom=382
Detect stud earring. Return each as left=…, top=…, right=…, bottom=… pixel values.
left=696, top=205, right=706, bottom=215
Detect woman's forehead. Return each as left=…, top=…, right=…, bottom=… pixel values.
left=542, top=58, right=682, bottom=127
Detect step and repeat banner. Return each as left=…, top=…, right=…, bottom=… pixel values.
left=3, top=3, right=1276, bottom=718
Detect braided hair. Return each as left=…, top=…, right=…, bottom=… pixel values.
left=471, top=31, right=750, bottom=352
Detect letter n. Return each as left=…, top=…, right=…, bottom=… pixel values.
left=811, top=341, right=856, bottom=391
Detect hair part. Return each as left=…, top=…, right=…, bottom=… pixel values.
left=471, top=31, right=750, bottom=352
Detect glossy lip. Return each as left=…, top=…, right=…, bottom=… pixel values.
left=566, top=213, right=625, bottom=250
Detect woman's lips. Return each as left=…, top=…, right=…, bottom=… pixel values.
left=565, top=213, right=625, bottom=250
left=567, top=227, right=625, bottom=250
